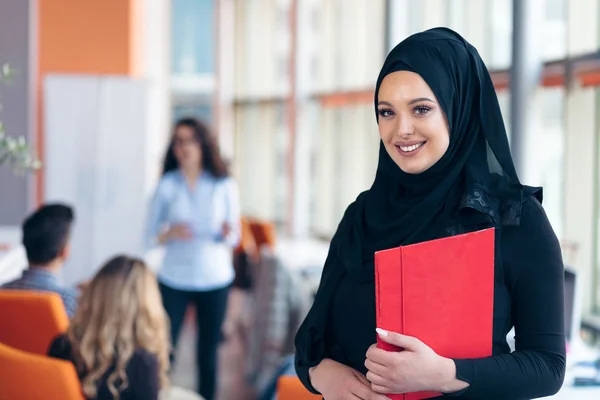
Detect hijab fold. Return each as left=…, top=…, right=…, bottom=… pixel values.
left=333, top=28, right=540, bottom=273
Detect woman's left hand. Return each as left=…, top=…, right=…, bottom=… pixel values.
left=222, top=222, right=231, bottom=238
left=364, top=329, right=468, bottom=395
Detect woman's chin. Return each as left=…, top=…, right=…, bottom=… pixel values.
left=396, top=159, right=429, bottom=175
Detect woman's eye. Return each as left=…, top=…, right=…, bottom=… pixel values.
left=377, top=108, right=395, bottom=118
left=413, top=106, right=431, bottom=115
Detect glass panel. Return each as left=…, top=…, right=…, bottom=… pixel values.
left=172, top=104, right=212, bottom=124
left=542, top=0, right=567, bottom=60
left=309, top=103, right=378, bottom=237
left=538, top=87, right=565, bottom=238
left=171, top=0, right=215, bottom=75
left=567, top=0, right=599, bottom=55
left=233, top=103, right=289, bottom=228
left=311, top=0, right=385, bottom=92
left=488, top=0, right=512, bottom=69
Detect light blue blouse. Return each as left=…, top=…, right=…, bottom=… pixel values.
left=145, top=170, right=241, bottom=291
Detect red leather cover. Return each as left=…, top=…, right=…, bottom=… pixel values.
left=374, top=228, right=495, bottom=400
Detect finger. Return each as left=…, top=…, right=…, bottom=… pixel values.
left=352, top=370, right=371, bottom=386
left=365, top=370, right=387, bottom=386
left=366, top=343, right=378, bottom=356
left=364, top=358, right=387, bottom=377
left=371, top=382, right=394, bottom=395
left=376, top=328, right=423, bottom=351
left=366, top=346, right=396, bottom=365
left=350, top=379, right=378, bottom=400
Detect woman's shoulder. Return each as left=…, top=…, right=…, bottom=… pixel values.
left=457, top=183, right=543, bottom=228
left=159, top=170, right=180, bottom=184
left=505, top=193, right=555, bottom=238
left=154, top=171, right=181, bottom=194
left=498, top=192, right=560, bottom=267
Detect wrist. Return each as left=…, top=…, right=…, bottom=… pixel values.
left=158, top=231, right=169, bottom=244
left=308, top=358, right=329, bottom=392
left=437, top=357, right=469, bottom=393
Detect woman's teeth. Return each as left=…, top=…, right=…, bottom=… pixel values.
left=399, top=142, right=425, bottom=152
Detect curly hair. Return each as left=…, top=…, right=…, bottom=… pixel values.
left=67, top=256, right=170, bottom=399
left=163, top=117, right=229, bottom=177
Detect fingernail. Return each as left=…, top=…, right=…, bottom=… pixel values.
left=376, top=328, right=388, bottom=337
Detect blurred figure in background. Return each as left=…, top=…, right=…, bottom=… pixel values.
left=47, top=255, right=174, bottom=400
left=0, top=203, right=78, bottom=318
left=146, top=117, right=241, bottom=400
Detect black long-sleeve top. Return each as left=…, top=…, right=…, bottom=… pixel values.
left=294, top=196, right=566, bottom=399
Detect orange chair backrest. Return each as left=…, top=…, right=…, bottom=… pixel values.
left=0, top=290, right=69, bottom=354
left=235, top=216, right=258, bottom=255
left=248, top=219, right=277, bottom=249
left=277, top=375, right=321, bottom=400
left=0, top=342, right=84, bottom=399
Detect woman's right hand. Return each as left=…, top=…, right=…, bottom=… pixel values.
left=159, top=223, right=193, bottom=243
left=310, top=358, right=389, bottom=400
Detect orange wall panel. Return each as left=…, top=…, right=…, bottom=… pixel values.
left=39, top=0, right=140, bottom=75
left=36, top=0, right=142, bottom=203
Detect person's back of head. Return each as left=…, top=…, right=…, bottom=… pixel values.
left=68, top=255, right=170, bottom=398
left=22, top=203, right=74, bottom=268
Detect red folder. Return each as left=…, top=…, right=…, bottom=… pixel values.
left=374, top=228, right=495, bottom=400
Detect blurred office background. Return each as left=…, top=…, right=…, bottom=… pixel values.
left=1, top=0, right=600, bottom=398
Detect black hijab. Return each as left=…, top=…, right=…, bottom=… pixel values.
left=334, top=27, right=540, bottom=273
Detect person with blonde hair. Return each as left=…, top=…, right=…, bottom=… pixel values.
left=48, top=255, right=172, bottom=400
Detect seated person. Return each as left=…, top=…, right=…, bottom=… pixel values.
left=1, top=203, right=77, bottom=318
left=48, top=255, right=177, bottom=400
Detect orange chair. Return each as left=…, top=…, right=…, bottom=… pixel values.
left=0, top=342, right=84, bottom=399
left=0, top=290, right=69, bottom=354
left=277, top=375, right=321, bottom=400
left=235, top=216, right=258, bottom=256
left=247, top=218, right=277, bottom=249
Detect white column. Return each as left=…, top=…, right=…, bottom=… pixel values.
left=510, top=0, right=545, bottom=183
left=140, top=0, right=171, bottom=196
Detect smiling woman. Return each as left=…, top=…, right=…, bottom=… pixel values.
left=294, top=27, right=566, bottom=400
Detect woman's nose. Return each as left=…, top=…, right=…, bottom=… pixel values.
left=396, top=115, right=415, bottom=136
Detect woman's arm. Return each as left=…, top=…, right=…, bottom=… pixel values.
left=220, top=177, right=241, bottom=247
left=145, top=179, right=169, bottom=249
left=449, top=197, right=566, bottom=399
left=294, top=229, right=346, bottom=393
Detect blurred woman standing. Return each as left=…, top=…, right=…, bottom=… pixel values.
left=146, top=118, right=241, bottom=400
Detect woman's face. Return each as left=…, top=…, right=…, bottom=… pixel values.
left=173, top=125, right=202, bottom=171
left=377, top=71, right=450, bottom=174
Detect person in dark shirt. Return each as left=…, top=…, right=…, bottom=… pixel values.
left=294, top=28, right=566, bottom=399
left=1, top=203, right=78, bottom=318
left=48, top=255, right=170, bottom=400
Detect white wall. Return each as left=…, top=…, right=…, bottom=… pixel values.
left=44, top=75, right=151, bottom=286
